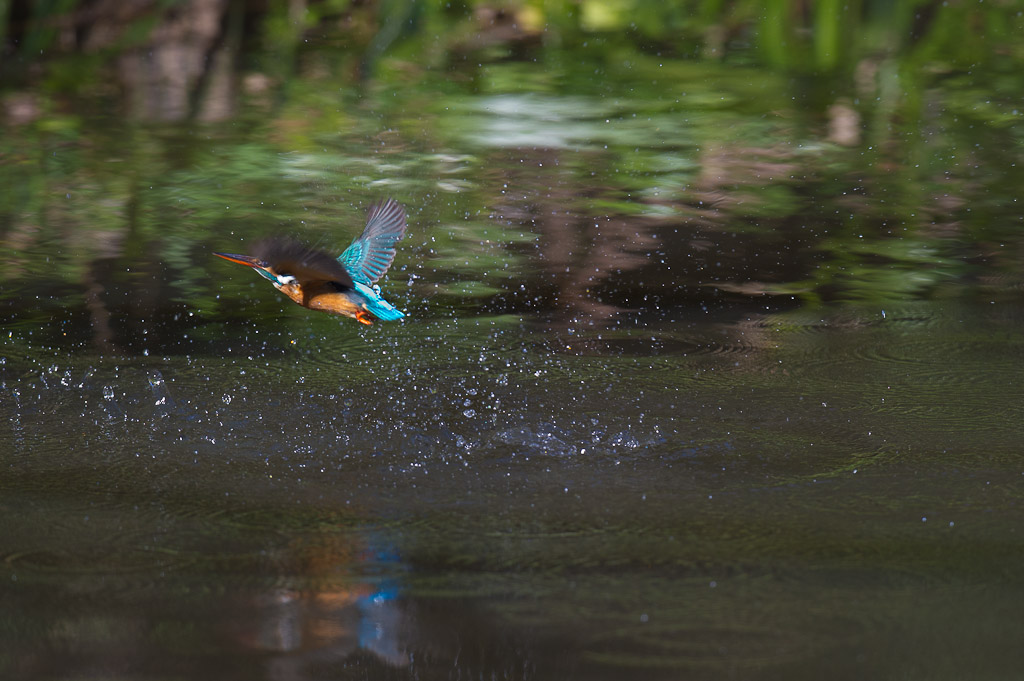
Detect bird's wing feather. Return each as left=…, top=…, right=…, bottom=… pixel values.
left=338, top=198, right=407, bottom=285
left=253, top=238, right=354, bottom=289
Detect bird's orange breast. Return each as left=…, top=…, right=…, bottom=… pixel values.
left=277, top=282, right=361, bottom=319
left=306, top=291, right=362, bottom=317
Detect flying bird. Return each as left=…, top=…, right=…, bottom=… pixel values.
left=214, top=198, right=407, bottom=325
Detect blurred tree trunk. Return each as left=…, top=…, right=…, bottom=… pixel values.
left=108, top=0, right=230, bottom=120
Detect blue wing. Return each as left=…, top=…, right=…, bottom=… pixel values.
left=338, top=198, right=407, bottom=285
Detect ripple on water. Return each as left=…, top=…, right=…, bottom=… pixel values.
left=721, top=307, right=1024, bottom=433
left=526, top=325, right=776, bottom=361
left=585, top=623, right=813, bottom=670
left=751, top=305, right=1023, bottom=378
left=2, top=497, right=196, bottom=585
left=4, top=543, right=188, bottom=576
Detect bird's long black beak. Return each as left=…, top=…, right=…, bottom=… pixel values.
left=213, top=252, right=267, bottom=268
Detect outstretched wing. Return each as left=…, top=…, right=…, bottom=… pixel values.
left=253, top=237, right=354, bottom=289
left=338, top=198, right=407, bottom=285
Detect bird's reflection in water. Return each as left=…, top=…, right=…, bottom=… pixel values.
left=229, top=537, right=411, bottom=679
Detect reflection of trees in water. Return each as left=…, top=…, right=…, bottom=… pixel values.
left=14, top=0, right=235, bottom=121
left=2, top=0, right=1020, bottom=329
left=486, top=146, right=813, bottom=330
left=14, top=0, right=277, bottom=123
left=493, top=172, right=659, bottom=328
left=109, top=0, right=231, bottom=121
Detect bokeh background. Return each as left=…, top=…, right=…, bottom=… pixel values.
left=2, top=2, right=1024, bottom=680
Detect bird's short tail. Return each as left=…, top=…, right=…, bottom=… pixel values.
left=364, top=296, right=403, bottom=321
left=370, top=304, right=405, bottom=321
left=353, top=281, right=405, bottom=322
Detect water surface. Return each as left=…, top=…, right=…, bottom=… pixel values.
left=3, top=6, right=1024, bottom=679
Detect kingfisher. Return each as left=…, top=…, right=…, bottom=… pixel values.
left=214, top=198, right=407, bottom=325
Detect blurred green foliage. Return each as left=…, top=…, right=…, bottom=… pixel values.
left=5, top=0, right=1023, bottom=71
left=0, top=0, right=1023, bottom=344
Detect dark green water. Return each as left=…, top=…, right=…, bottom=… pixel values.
left=5, top=303, right=1024, bottom=679
left=3, top=4, right=1024, bottom=679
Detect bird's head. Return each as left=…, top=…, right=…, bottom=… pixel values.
left=213, top=252, right=299, bottom=290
